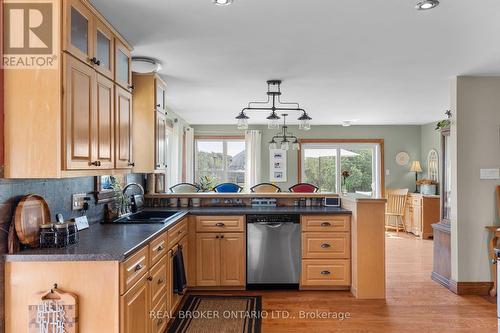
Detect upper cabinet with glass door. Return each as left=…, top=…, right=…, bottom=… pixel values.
left=94, top=19, right=114, bottom=79
left=156, top=77, right=167, bottom=114
left=64, top=0, right=94, bottom=64
left=115, top=39, right=133, bottom=90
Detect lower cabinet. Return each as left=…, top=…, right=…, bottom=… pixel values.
left=300, top=215, right=352, bottom=289
left=404, top=194, right=440, bottom=239
left=120, top=218, right=189, bottom=333
left=120, top=274, right=150, bottom=333
left=194, top=216, right=246, bottom=288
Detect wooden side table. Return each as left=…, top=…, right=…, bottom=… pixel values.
left=485, top=226, right=500, bottom=297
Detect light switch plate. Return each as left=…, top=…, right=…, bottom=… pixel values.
left=480, top=168, right=499, bottom=180
left=72, top=193, right=87, bottom=211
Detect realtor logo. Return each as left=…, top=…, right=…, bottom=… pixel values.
left=2, top=0, right=58, bottom=68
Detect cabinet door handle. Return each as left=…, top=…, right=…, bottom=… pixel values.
left=157, top=245, right=164, bottom=252
left=178, top=230, right=183, bottom=235
left=90, top=161, right=101, bottom=166
left=215, top=223, right=225, bottom=227
left=216, top=235, right=220, bottom=239
left=158, top=279, right=164, bottom=285
left=134, top=264, right=143, bottom=272
left=128, top=162, right=135, bottom=167
left=320, top=270, right=331, bottom=275
left=147, top=276, right=153, bottom=281
left=128, top=84, right=135, bottom=91
left=321, top=222, right=331, bottom=227
left=220, top=235, right=224, bottom=239
left=320, top=243, right=331, bottom=249
left=156, top=104, right=161, bottom=108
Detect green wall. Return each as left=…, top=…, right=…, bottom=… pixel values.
left=193, top=124, right=434, bottom=192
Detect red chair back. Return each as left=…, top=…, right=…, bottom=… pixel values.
left=289, top=183, right=319, bottom=193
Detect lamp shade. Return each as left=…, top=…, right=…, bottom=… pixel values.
left=410, top=161, right=423, bottom=173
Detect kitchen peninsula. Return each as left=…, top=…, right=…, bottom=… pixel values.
left=4, top=193, right=385, bottom=333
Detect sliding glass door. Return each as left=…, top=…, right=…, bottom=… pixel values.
left=301, top=143, right=381, bottom=197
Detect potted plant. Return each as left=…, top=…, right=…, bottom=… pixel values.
left=435, top=110, right=452, bottom=131
left=192, top=176, right=216, bottom=207
left=110, top=176, right=130, bottom=216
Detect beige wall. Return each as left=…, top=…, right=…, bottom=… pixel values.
left=451, top=76, right=500, bottom=282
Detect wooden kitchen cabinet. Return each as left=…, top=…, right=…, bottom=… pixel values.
left=132, top=73, right=173, bottom=173
left=95, top=74, right=115, bottom=168
left=300, top=215, right=351, bottom=290
left=115, top=86, right=134, bottom=169
left=63, top=54, right=96, bottom=170
left=5, top=0, right=133, bottom=178
left=220, top=233, right=246, bottom=286
left=120, top=274, right=150, bottom=333
left=155, top=110, right=168, bottom=170
left=195, top=233, right=221, bottom=286
left=194, top=216, right=246, bottom=288
left=64, top=0, right=94, bottom=64
left=115, top=39, right=133, bottom=90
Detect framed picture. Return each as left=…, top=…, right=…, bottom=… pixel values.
left=270, top=149, right=287, bottom=182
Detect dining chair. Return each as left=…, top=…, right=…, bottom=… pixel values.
left=250, top=183, right=281, bottom=193
left=289, top=183, right=319, bottom=193
left=213, top=183, right=243, bottom=193
left=169, top=183, right=199, bottom=193
left=385, top=188, right=409, bottom=235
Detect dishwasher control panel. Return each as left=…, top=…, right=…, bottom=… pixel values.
left=246, top=214, right=300, bottom=224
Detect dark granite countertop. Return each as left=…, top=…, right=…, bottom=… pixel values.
left=4, top=206, right=350, bottom=262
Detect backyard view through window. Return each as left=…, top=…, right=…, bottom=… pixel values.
left=302, top=143, right=380, bottom=196
left=195, top=139, right=246, bottom=187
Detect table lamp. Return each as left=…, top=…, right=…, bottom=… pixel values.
left=410, top=160, right=423, bottom=193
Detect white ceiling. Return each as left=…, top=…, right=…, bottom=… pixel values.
left=91, top=0, right=500, bottom=125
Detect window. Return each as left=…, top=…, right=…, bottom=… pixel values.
left=195, top=138, right=246, bottom=187
left=301, top=142, right=382, bottom=197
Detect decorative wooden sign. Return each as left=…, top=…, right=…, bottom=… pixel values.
left=28, top=285, right=78, bottom=333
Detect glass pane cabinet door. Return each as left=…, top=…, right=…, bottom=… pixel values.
left=71, top=7, right=89, bottom=54
left=95, top=23, right=114, bottom=79
left=117, top=51, right=129, bottom=83
left=66, top=0, right=93, bottom=62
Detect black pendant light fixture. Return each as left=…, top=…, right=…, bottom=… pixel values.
left=269, top=114, right=300, bottom=151
left=236, top=80, right=312, bottom=130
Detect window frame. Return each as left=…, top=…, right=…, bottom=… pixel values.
left=194, top=135, right=246, bottom=186
left=298, top=139, right=385, bottom=198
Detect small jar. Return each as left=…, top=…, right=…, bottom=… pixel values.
left=54, top=223, right=69, bottom=248
left=39, top=223, right=55, bottom=248
left=67, top=221, right=79, bottom=245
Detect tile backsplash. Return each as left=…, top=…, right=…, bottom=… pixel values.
left=0, top=174, right=146, bottom=250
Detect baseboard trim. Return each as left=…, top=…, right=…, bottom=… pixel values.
left=431, top=271, right=451, bottom=289
left=449, top=280, right=493, bottom=296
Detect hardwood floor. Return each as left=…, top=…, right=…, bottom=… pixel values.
left=190, top=232, right=497, bottom=332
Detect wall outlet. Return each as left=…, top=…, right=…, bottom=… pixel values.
left=72, top=193, right=87, bottom=211
left=386, top=169, right=390, bottom=176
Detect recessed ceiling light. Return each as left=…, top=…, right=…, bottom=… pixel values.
left=415, top=0, right=439, bottom=10
left=213, top=0, right=233, bottom=6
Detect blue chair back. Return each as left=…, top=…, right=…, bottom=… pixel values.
left=213, top=183, right=243, bottom=193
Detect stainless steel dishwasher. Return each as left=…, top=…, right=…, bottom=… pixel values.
left=246, top=214, right=301, bottom=289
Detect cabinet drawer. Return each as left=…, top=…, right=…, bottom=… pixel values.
left=120, top=246, right=149, bottom=294
left=302, top=232, right=350, bottom=259
left=151, top=292, right=168, bottom=333
left=150, top=233, right=168, bottom=266
left=150, top=256, right=168, bottom=308
left=409, top=196, right=422, bottom=206
left=168, top=218, right=188, bottom=249
left=301, top=215, right=350, bottom=232
left=196, top=216, right=244, bottom=233
left=301, top=259, right=350, bottom=287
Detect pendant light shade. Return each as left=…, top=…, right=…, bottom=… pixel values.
left=269, top=139, right=277, bottom=150
left=281, top=140, right=289, bottom=151
left=236, top=111, right=249, bottom=130
left=267, top=111, right=281, bottom=130
left=298, top=111, right=312, bottom=131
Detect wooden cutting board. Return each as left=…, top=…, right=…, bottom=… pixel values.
left=14, top=194, right=51, bottom=247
